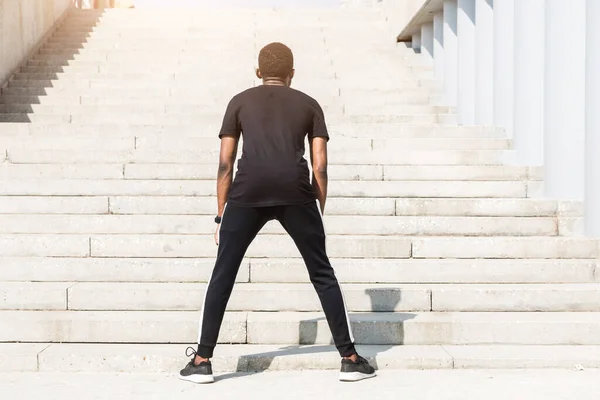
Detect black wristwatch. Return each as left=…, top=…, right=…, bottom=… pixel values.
left=214, top=215, right=222, bottom=224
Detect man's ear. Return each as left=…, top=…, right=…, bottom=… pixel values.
left=289, top=69, right=295, bottom=80
left=256, top=68, right=262, bottom=79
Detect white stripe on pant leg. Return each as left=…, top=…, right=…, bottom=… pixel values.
left=196, top=274, right=213, bottom=344
left=197, top=203, right=227, bottom=344
left=339, top=287, right=355, bottom=343
left=315, top=200, right=355, bottom=343
left=316, top=200, right=327, bottom=252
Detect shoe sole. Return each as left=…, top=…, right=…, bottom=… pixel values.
left=178, top=373, right=215, bottom=384
left=339, top=371, right=377, bottom=382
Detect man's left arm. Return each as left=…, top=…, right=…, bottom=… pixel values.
left=217, top=136, right=238, bottom=217
left=214, top=135, right=238, bottom=245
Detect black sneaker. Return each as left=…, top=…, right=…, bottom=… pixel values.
left=178, top=347, right=214, bottom=384
left=339, top=355, right=376, bottom=382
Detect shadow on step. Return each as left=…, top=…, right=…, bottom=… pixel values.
left=221, top=288, right=414, bottom=379
left=0, top=11, right=104, bottom=123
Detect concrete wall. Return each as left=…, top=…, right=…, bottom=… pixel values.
left=379, top=0, right=429, bottom=36
left=0, top=0, right=73, bottom=85
left=341, top=0, right=427, bottom=33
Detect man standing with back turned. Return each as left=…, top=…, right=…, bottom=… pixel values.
left=179, top=42, right=376, bottom=384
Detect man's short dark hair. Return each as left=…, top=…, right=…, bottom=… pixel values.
left=258, top=42, right=294, bottom=80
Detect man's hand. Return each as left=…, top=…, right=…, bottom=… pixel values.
left=214, top=223, right=220, bottom=246
left=214, top=135, right=238, bottom=247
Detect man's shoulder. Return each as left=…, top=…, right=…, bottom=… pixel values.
left=230, top=86, right=321, bottom=108
left=288, top=87, right=320, bottom=105
left=229, top=87, right=256, bottom=102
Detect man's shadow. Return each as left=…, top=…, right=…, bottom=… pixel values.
left=216, top=287, right=416, bottom=381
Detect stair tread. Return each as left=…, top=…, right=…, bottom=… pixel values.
left=6, top=343, right=600, bottom=372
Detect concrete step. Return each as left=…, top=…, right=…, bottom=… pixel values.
left=38, top=42, right=277, bottom=51
left=345, top=103, right=450, bottom=115
left=25, top=54, right=429, bottom=70
left=21, top=65, right=101, bottom=73
left=0, top=215, right=559, bottom=236
left=0, top=113, right=71, bottom=123
left=0, top=234, right=413, bottom=258
left=0, top=164, right=125, bottom=180
left=0, top=91, right=439, bottom=107
left=19, top=61, right=430, bottom=75
left=383, top=165, right=539, bottom=180
left=110, top=198, right=575, bottom=217
left=2, top=234, right=594, bottom=258
left=2, top=310, right=600, bottom=345
left=39, top=43, right=402, bottom=55
left=1, top=163, right=387, bottom=181
left=0, top=93, right=436, bottom=107
left=38, top=43, right=409, bottom=59
left=0, top=136, right=508, bottom=151
left=22, top=57, right=432, bottom=70
left=1, top=137, right=135, bottom=151
left=7, top=78, right=255, bottom=90
left=0, top=104, right=449, bottom=116
left=394, top=198, right=579, bottom=216
left=0, top=84, right=439, bottom=98
left=0, top=113, right=454, bottom=125
left=4, top=149, right=506, bottom=166
left=246, top=258, right=598, bottom=285
left=12, top=68, right=433, bottom=82
left=0, top=196, right=577, bottom=217
left=110, top=236, right=600, bottom=259
left=0, top=197, right=572, bottom=217
left=3, top=163, right=538, bottom=183
left=37, top=41, right=260, bottom=52
left=7, top=77, right=438, bottom=92
left=0, top=257, right=595, bottom=284
left=53, top=22, right=393, bottom=32
left=5, top=282, right=600, bottom=312
left=0, top=196, right=111, bottom=214
left=48, top=30, right=315, bottom=38
left=0, top=179, right=530, bottom=197
left=119, top=164, right=535, bottom=181
left=0, top=123, right=505, bottom=138
left=6, top=343, right=600, bottom=372
left=409, top=237, right=600, bottom=259
left=12, top=72, right=350, bottom=83
left=133, top=138, right=506, bottom=151
left=1, top=86, right=160, bottom=96
left=0, top=95, right=82, bottom=105
left=37, top=38, right=329, bottom=47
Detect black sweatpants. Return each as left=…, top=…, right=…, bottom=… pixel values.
left=196, top=201, right=357, bottom=358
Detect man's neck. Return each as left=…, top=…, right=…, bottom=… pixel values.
left=262, top=78, right=287, bottom=86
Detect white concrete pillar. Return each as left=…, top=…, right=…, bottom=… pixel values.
left=512, top=0, right=545, bottom=166
left=475, top=0, right=494, bottom=125
left=586, top=0, right=600, bottom=236
left=433, top=12, right=445, bottom=85
left=457, top=0, right=476, bottom=125
left=421, top=23, right=434, bottom=63
left=544, top=0, right=586, bottom=200
left=412, top=32, right=422, bottom=52
left=493, top=0, right=514, bottom=137
left=443, top=0, right=458, bottom=106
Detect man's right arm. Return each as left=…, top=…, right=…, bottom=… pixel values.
left=310, top=137, right=328, bottom=214
left=217, top=136, right=239, bottom=217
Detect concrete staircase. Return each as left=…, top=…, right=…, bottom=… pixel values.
left=1, top=8, right=600, bottom=373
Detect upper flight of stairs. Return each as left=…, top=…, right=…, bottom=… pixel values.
left=1, top=8, right=600, bottom=373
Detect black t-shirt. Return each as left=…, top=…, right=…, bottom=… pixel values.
left=219, top=85, right=329, bottom=207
